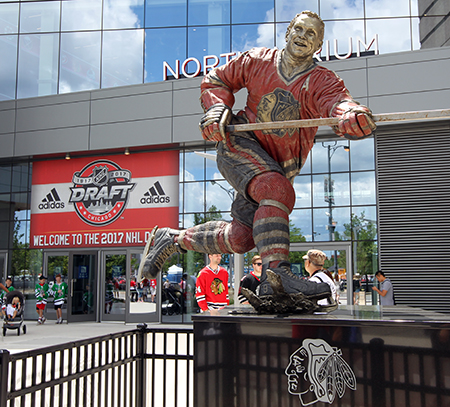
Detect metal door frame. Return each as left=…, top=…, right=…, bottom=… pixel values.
left=290, top=241, right=354, bottom=305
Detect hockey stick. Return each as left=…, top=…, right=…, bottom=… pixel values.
left=225, top=108, right=450, bottom=133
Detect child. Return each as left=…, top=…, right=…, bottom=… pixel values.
left=35, top=275, right=49, bottom=324
left=52, top=274, right=68, bottom=324
left=3, top=296, right=20, bottom=320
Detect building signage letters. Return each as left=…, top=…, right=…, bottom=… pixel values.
left=163, top=35, right=379, bottom=81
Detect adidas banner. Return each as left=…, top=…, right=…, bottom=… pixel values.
left=30, top=151, right=179, bottom=249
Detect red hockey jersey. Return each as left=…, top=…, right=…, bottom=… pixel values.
left=195, top=266, right=229, bottom=311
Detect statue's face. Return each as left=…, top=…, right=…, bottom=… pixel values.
left=285, top=14, right=323, bottom=60
left=285, top=347, right=309, bottom=395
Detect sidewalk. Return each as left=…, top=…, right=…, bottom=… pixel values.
left=0, top=319, right=145, bottom=354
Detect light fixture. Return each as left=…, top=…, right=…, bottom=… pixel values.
left=65, top=153, right=70, bottom=160
left=124, top=148, right=130, bottom=155
left=344, top=145, right=350, bottom=152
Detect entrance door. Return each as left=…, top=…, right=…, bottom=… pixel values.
left=290, top=242, right=354, bottom=305
left=102, top=251, right=126, bottom=321
left=126, top=249, right=159, bottom=323
left=68, top=252, right=97, bottom=322
left=44, top=252, right=69, bottom=321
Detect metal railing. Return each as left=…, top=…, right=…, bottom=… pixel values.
left=0, top=325, right=194, bottom=407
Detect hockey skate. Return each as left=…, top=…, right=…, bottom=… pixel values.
left=137, top=226, right=186, bottom=281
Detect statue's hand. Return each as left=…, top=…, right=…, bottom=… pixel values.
left=333, top=101, right=376, bottom=140
left=199, top=104, right=232, bottom=142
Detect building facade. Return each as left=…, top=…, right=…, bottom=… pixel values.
left=0, top=0, right=449, bottom=323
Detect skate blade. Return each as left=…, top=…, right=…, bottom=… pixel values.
left=137, top=226, right=159, bottom=282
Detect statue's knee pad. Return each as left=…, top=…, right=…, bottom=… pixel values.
left=248, top=172, right=295, bottom=213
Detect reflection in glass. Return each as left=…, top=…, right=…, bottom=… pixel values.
left=13, top=219, right=29, bottom=246
left=205, top=153, right=223, bottom=180
left=102, top=30, right=144, bottom=88
left=299, top=153, right=311, bottom=175
left=145, top=0, right=187, bottom=28
left=323, top=20, right=365, bottom=59
left=0, top=167, right=11, bottom=193
left=20, top=2, right=60, bottom=33
left=72, top=254, right=96, bottom=315
left=411, top=17, right=420, bottom=50
left=366, top=18, right=412, bottom=54
left=0, top=3, right=19, bottom=35
left=188, top=0, right=230, bottom=26
left=351, top=172, right=376, bottom=205
left=312, top=173, right=350, bottom=207
left=290, top=209, right=312, bottom=242
left=206, top=180, right=233, bottom=213
left=18, top=33, right=59, bottom=99
left=232, top=23, right=274, bottom=53
left=61, top=0, right=102, bottom=31
left=130, top=252, right=157, bottom=314
left=275, top=22, right=288, bottom=49
left=293, top=175, right=312, bottom=209
left=188, top=26, right=230, bottom=61
left=184, top=182, right=205, bottom=213
left=103, top=0, right=144, bottom=29
left=0, top=199, right=11, bottom=222
left=349, top=138, right=374, bottom=171
left=232, top=0, right=275, bottom=24
left=185, top=151, right=205, bottom=181
left=60, top=32, right=101, bottom=93
left=145, top=27, right=186, bottom=82
left=351, top=206, right=377, bottom=240
left=365, top=0, right=410, bottom=18
left=320, top=0, right=363, bottom=20
left=313, top=206, right=350, bottom=242
left=275, top=0, right=318, bottom=22
left=104, top=254, right=126, bottom=316
left=11, top=163, right=30, bottom=192
left=0, top=35, right=18, bottom=101
left=312, top=141, right=350, bottom=173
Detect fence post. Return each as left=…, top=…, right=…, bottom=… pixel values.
left=370, top=338, right=386, bottom=407
left=0, top=349, right=10, bottom=407
left=136, top=323, right=148, bottom=407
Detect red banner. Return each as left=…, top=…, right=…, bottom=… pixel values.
left=30, top=151, right=179, bottom=249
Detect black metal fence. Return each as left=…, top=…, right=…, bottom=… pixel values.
left=0, top=325, right=194, bottom=407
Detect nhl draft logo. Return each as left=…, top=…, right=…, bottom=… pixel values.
left=285, top=339, right=356, bottom=405
left=69, top=160, right=135, bottom=226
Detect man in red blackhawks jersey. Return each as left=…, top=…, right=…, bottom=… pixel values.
left=195, top=254, right=229, bottom=312
left=140, top=11, right=376, bottom=308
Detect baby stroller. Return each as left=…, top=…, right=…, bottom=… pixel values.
left=2, top=290, right=26, bottom=336
left=161, top=285, right=183, bottom=315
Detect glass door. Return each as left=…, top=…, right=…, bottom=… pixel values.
left=44, top=252, right=69, bottom=322
left=126, top=249, right=159, bottom=323
left=102, top=251, right=126, bottom=321
left=0, top=252, right=6, bottom=280
left=68, top=252, right=97, bottom=322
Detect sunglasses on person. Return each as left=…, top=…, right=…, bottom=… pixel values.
left=253, top=262, right=262, bottom=266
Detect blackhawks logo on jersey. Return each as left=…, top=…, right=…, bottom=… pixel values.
left=210, top=278, right=225, bottom=295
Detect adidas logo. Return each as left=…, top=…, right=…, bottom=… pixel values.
left=140, top=181, right=171, bottom=204
left=38, top=188, right=65, bottom=210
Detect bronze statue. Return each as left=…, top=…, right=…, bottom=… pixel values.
left=139, top=11, right=375, bottom=314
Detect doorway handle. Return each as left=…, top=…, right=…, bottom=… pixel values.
left=71, top=279, right=76, bottom=297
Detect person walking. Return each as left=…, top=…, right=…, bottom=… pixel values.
left=52, top=273, right=68, bottom=324
left=372, top=270, right=395, bottom=306
left=238, top=255, right=263, bottom=304
left=35, top=275, right=49, bottom=324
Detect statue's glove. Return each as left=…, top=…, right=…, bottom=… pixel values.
left=333, top=101, right=376, bottom=140
left=199, top=104, right=232, bottom=142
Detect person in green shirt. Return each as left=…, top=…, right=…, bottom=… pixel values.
left=52, top=273, right=68, bottom=324
left=35, top=275, right=49, bottom=324
left=1, top=277, right=15, bottom=315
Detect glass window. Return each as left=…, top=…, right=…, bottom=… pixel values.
left=411, top=17, right=420, bottom=50
left=14, top=219, right=30, bottom=246
left=299, top=153, right=311, bottom=175
left=232, top=23, right=274, bottom=53
left=232, top=0, right=275, bottom=24
left=0, top=198, right=11, bottom=221
left=0, top=222, right=9, bottom=249
left=323, top=20, right=365, bottom=60
left=145, top=0, right=187, bottom=28
left=188, top=26, right=230, bottom=61
left=350, top=138, right=374, bottom=171
left=351, top=206, right=377, bottom=239
left=205, top=153, right=223, bottom=181
left=0, top=166, right=11, bottom=193
left=61, top=0, right=102, bottom=31
left=313, top=206, right=350, bottom=242
left=184, top=151, right=205, bottom=181
left=293, top=175, right=312, bottom=209
left=312, top=142, right=349, bottom=174
left=365, top=0, right=410, bottom=18
left=20, top=1, right=60, bottom=33
left=207, top=180, right=233, bottom=212
left=275, top=22, right=289, bottom=48
left=275, top=0, right=318, bottom=22
left=102, top=29, right=144, bottom=88
left=0, top=3, right=19, bottom=35
left=11, top=164, right=30, bottom=192
left=188, top=0, right=230, bottom=26
left=351, top=171, right=376, bottom=205
left=184, top=182, right=205, bottom=213
left=313, top=173, right=350, bottom=207
left=320, top=0, right=363, bottom=20
left=17, top=33, right=59, bottom=99
left=145, top=27, right=186, bottom=82
left=0, top=35, right=18, bottom=101
left=103, top=0, right=144, bottom=29
left=290, top=209, right=312, bottom=242
left=366, top=18, right=412, bottom=54
left=59, top=31, right=101, bottom=94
